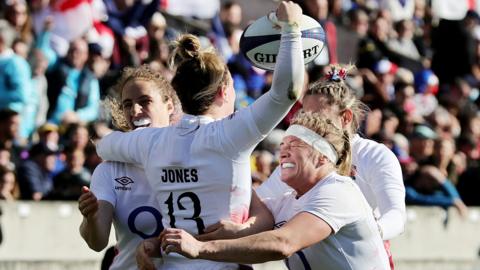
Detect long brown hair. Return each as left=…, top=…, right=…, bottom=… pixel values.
left=170, top=34, right=229, bottom=115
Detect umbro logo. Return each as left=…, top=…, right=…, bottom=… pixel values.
left=114, top=176, right=134, bottom=191
left=274, top=221, right=287, bottom=229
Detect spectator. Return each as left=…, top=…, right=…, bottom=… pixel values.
left=0, top=143, right=14, bottom=171
left=409, top=124, right=437, bottom=164
left=41, top=38, right=100, bottom=125
left=405, top=165, right=468, bottom=217
left=336, top=8, right=369, bottom=64
left=4, top=1, right=33, bottom=45
left=251, top=150, right=274, bottom=188
left=0, top=109, right=23, bottom=167
left=431, top=138, right=460, bottom=184
left=61, top=123, right=90, bottom=153
left=0, top=165, right=18, bottom=201
left=17, top=142, right=57, bottom=200
left=50, top=147, right=90, bottom=200
left=103, top=0, right=159, bottom=68
left=0, top=20, right=32, bottom=142
left=297, top=0, right=338, bottom=65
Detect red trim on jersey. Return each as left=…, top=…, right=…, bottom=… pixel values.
left=384, top=240, right=395, bottom=270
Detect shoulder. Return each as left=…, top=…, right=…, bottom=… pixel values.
left=353, top=135, right=398, bottom=165
left=10, top=55, right=30, bottom=71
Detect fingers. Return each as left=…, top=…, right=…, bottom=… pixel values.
left=276, top=1, right=302, bottom=24
left=136, top=242, right=156, bottom=270
left=162, top=238, right=182, bottom=254
left=81, top=186, right=90, bottom=193
left=78, top=191, right=98, bottom=218
left=159, top=228, right=184, bottom=253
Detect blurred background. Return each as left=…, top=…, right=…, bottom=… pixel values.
left=0, top=0, right=480, bottom=269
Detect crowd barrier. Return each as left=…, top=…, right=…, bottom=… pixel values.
left=0, top=202, right=479, bottom=270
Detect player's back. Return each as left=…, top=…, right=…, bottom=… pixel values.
left=142, top=114, right=258, bottom=269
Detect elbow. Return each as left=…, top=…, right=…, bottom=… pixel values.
left=87, top=238, right=108, bottom=252
left=273, top=236, right=298, bottom=259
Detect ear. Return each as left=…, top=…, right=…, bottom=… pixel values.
left=341, top=109, right=353, bottom=128
left=166, top=97, right=174, bottom=115
left=216, top=84, right=230, bottom=104
left=314, top=153, right=328, bottom=168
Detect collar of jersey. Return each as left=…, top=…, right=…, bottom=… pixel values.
left=177, top=114, right=215, bottom=135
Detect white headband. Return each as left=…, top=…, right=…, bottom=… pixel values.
left=285, top=125, right=339, bottom=164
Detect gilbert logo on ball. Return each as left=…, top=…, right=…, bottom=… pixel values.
left=240, top=13, right=325, bottom=71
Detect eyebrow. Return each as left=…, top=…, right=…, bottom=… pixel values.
left=122, top=95, right=151, bottom=105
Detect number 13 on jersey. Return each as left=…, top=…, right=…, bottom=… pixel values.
left=165, top=191, right=205, bottom=234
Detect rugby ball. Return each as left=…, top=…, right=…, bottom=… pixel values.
left=239, top=14, right=325, bottom=71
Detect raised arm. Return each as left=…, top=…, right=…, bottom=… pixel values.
left=221, top=2, right=305, bottom=154
left=96, top=128, right=156, bottom=164
left=250, top=2, right=305, bottom=135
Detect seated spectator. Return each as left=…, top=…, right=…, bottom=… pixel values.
left=49, top=147, right=90, bottom=200
left=409, top=124, right=436, bottom=164
left=17, top=142, right=57, bottom=201
left=0, top=165, right=18, bottom=201
left=405, top=165, right=468, bottom=217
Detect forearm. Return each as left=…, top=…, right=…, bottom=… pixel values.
left=199, top=231, right=291, bottom=264
left=239, top=192, right=275, bottom=237
left=269, top=30, right=304, bottom=104
left=377, top=209, right=406, bottom=240
left=79, top=217, right=110, bottom=251
left=251, top=30, right=304, bottom=135
left=96, top=129, right=148, bottom=164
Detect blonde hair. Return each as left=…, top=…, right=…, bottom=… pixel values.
left=306, top=65, right=369, bottom=134
left=170, top=34, right=229, bottom=115
left=107, top=64, right=181, bottom=131
left=290, top=111, right=352, bottom=176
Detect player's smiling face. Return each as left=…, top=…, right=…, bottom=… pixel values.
left=121, top=79, right=173, bottom=130
left=279, top=135, right=317, bottom=193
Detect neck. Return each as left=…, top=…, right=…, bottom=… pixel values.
left=202, top=106, right=230, bottom=120
left=294, top=165, right=336, bottom=197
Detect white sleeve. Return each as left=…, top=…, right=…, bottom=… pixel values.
left=366, top=145, right=406, bottom=240
left=90, top=162, right=116, bottom=206
left=256, top=167, right=291, bottom=200
left=96, top=128, right=157, bottom=165
left=302, top=182, right=365, bottom=233
left=221, top=29, right=304, bottom=154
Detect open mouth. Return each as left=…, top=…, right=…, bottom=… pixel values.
left=281, top=162, right=295, bottom=169
left=133, top=118, right=151, bottom=128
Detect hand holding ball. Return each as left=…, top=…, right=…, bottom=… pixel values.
left=239, top=7, right=325, bottom=71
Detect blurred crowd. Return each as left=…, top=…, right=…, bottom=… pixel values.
left=0, top=0, right=479, bottom=217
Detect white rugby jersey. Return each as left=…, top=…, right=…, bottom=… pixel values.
left=96, top=30, right=304, bottom=269
left=265, top=172, right=390, bottom=270
left=257, top=134, right=406, bottom=240
left=90, top=161, right=163, bottom=270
